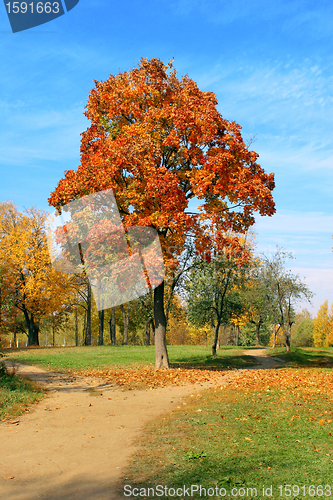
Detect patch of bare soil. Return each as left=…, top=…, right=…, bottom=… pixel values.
left=1, top=351, right=283, bottom=500
left=1, top=362, right=228, bottom=500
left=242, top=347, right=285, bottom=369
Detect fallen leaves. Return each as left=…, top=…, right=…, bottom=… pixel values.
left=68, top=366, right=227, bottom=391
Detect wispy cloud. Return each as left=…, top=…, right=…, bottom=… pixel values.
left=0, top=104, right=88, bottom=164
left=255, top=211, right=333, bottom=234
left=254, top=210, right=333, bottom=270
left=290, top=267, right=333, bottom=314
left=170, top=0, right=329, bottom=29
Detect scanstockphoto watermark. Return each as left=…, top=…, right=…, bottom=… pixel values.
left=123, top=484, right=260, bottom=498
left=46, top=188, right=165, bottom=311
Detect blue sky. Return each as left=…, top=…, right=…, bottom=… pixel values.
left=0, top=0, right=332, bottom=315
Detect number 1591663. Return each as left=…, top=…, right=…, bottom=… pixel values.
left=5, top=2, right=60, bottom=14
left=278, top=485, right=332, bottom=497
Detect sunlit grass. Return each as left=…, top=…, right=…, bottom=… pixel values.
left=0, top=363, right=45, bottom=421
left=122, top=367, right=333, bottom=499
left=3, top=345, right=257, bottom=371
left=267, top=347, right=333, bottom=367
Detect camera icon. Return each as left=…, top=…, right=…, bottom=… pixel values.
left=46, top=189, right=165, bottom=311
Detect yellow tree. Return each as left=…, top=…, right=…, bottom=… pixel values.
left=313, top=301, right=330, bottom=347
left=328, top=304, right=333, bottom=346
left=0, top=202, right=75, bottom=345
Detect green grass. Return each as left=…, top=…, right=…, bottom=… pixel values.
left=267, top=347, right=333, bottom=367
left=122, top=367, right=333, bottom=499
left=3, top=345, right=257, bottom=371
left=0, top=363, right=45, bottom=421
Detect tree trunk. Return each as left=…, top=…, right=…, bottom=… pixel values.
left=212, top=320, right=221, bottom=356
left=98, top=310, right=104, bottom=345
left=154, top=281, right=169, bottom=369
left=84, top=281, right=92, bottom=346
left=23, top=310, right=39, bottom=346
left=234, top=325, right=239, bottom=346
left=272, top=324, right=280, bottom=349
left=120, top=303, right=130, bottom=345
left=75, top=307, right=79, bottom=346
left=285, top=325, right=291, bottom=352
left=52, top=320, right=55, bottom=346
left=151, top=319, right=155, bottom=345
left=145, top=318, right=151, bottom=346
left=256, top=321, right=262, bottom=346
left=109, top=307, right=116, bottom=346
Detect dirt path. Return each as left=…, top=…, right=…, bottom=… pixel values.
left=243, top=347, right=285, bottom=369
left=1, top=350, right=284, bottom=500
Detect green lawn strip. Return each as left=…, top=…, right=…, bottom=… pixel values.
left=122, top=368, right=333, bottom=500
left=3, top=345, right=257, bottom=372
left=0, top=365, right=45, bottom=421
left=266, top=347, right=333, bottom=368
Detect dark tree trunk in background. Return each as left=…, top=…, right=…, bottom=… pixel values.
left=285, top=325, right=291, bottom=352
left=23, top=309, right=39, bottom=346
left=52, top=319, right=55, bottom=346
left=251, top=317, right=263, bottom=346
left=98, top=310, right=104, bottom=345
left=212, top=319, right=221, bottom=357
left=145, top=318, right=154, bottom=346
left=84, top=281, right=92, bottom=346
left=256, top=322, right=261, bottom=346
left=121, top=303, right=130, bottom=345
left=75, top=307, right=79, bottom=346
left=109, top=307, right=116, bottom=345
left=145, top=319, right=150, bottom=346
left=154, top=281, right=169, bottom=369
left=234, top=325, right=239, bottom=346
left=272, top=325, right=280, bottom=349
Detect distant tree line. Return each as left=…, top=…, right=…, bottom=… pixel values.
left=0, top=202, right=320, bottom=353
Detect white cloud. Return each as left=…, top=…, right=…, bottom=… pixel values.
left=290, top=267, right=333, bottom=314
left=254, top=211, right=333, bottom=234
left=0, top=105, right=89, bottom=164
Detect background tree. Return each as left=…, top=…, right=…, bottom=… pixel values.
left=0, top=202, right=75, bottom=345
left=49, top=58, right=275, bottom=368
left=291, top=309, right=314, bottom=347
left=186, top=252, right=246, bottom=355
left=263, top=249, right=313, bottom=351
left=313, top=301, right=332, bottom=347
left=242, top=260, right=273, bottom=345
left=0, top=266, right=14, bottom=343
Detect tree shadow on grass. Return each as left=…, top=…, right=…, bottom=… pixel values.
left=267, top=348, right=333, bottom=368
left=1, top=472, right=123, bottom=500
left=169, top=354, right=258, bottom=371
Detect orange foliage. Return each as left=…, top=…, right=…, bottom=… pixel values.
left=49, top=58, right=275, bottom=267
left=70, top=366, right=228, bottom=390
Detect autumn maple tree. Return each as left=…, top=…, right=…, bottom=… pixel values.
left=49, top=57, right=275, bottom=369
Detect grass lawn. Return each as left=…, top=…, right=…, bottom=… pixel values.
left=2, top=345, right=257, bottom=371
left=0, top=363, right=45, bottom=421
left=122, top=366, right=333, bottom=499
left=1, top=345, right=258, bottom=390
left=267, top=347, right=333, bottom=367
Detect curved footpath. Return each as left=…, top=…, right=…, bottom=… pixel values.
left=1, top=349, right=284, bottom=500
